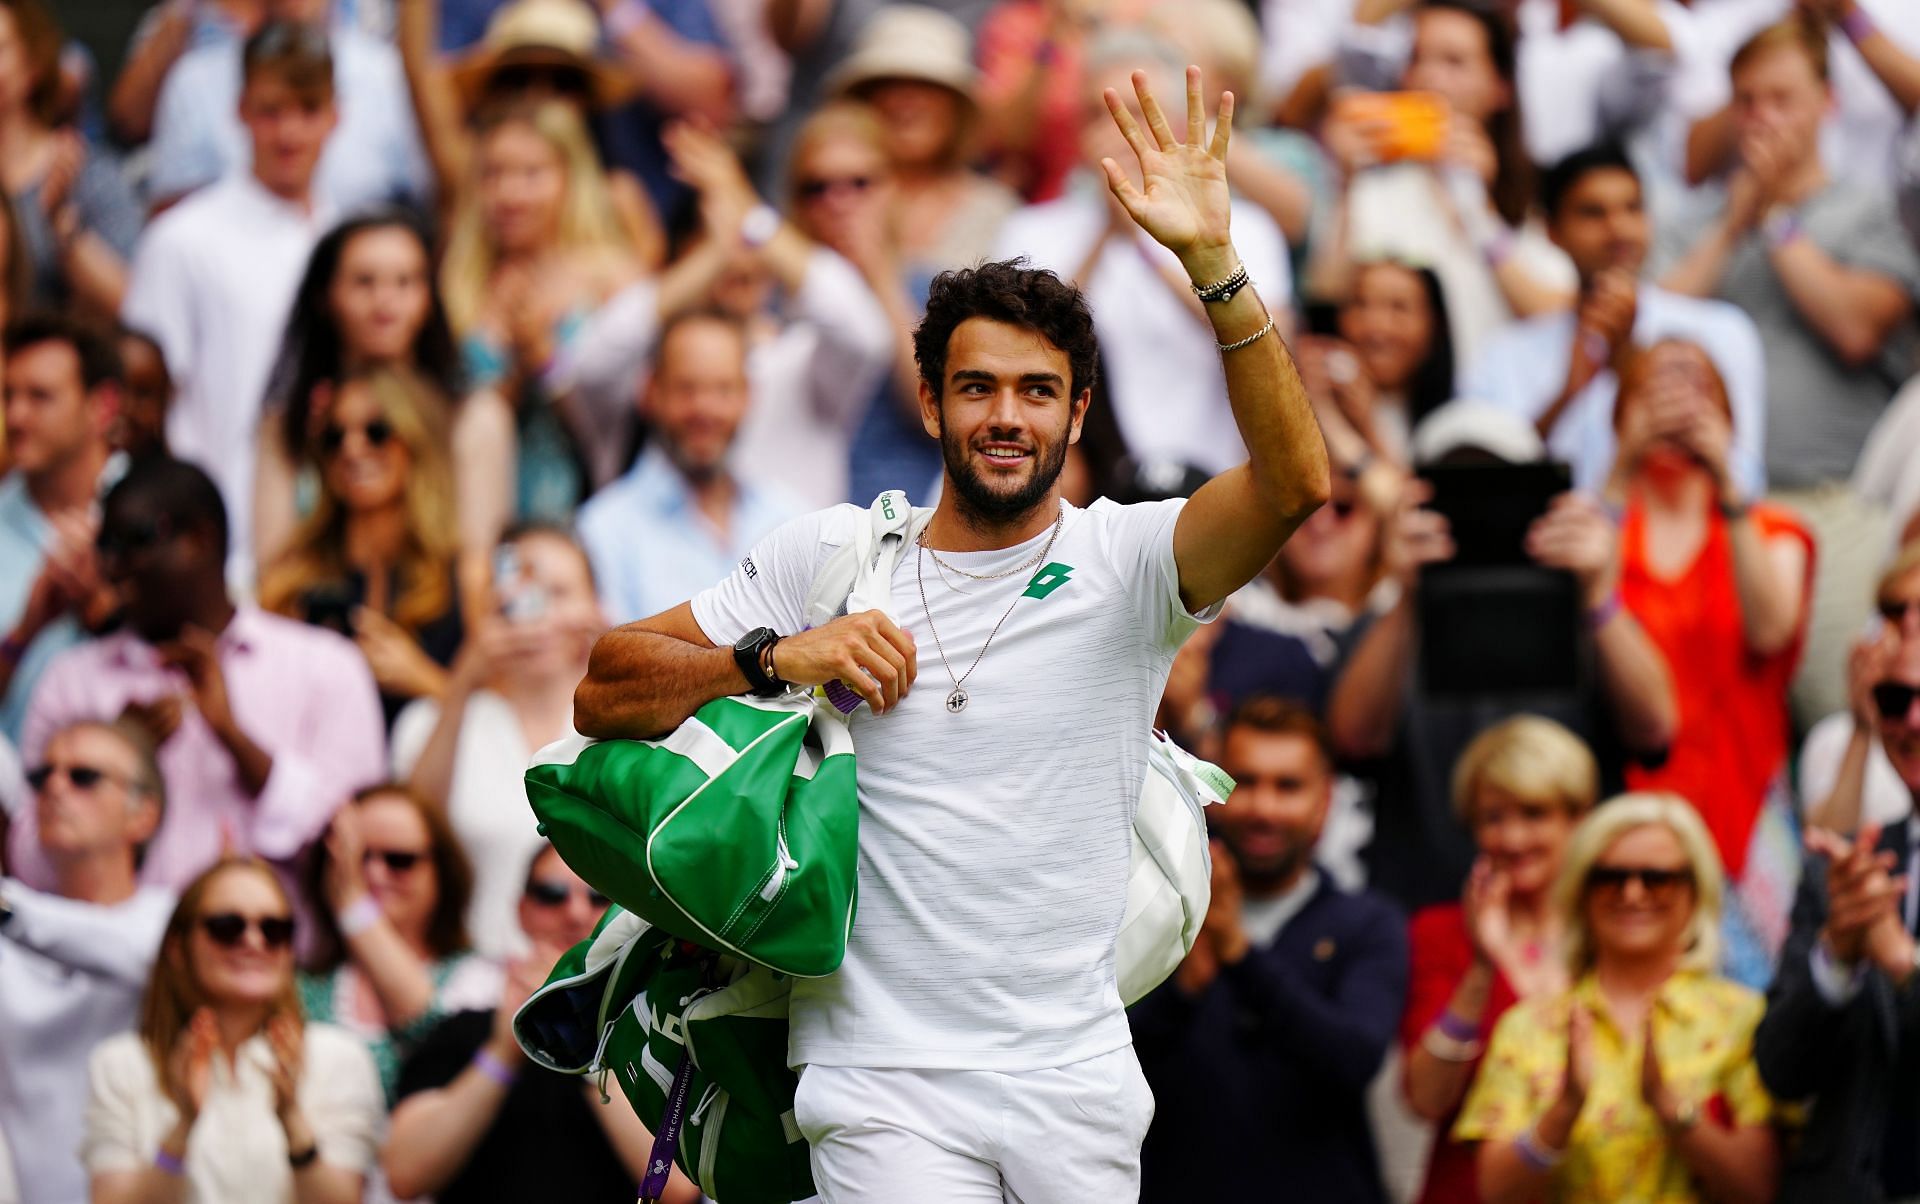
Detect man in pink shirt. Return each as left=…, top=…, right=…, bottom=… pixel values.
left=8, top=456, right=385, bottom=890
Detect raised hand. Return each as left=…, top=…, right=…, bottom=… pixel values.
left=1464, top=856, right=1516, bottom=967
left=167, top=1008, right=219, bottom=1123
left=1640, top=1010, right=1678, bottom=1123
left=1561, top=1002, right=1595, bottom=1112
left=266, top=1012, right=306, bottom=1120
left=1099, top=65, right=1234, bottom=269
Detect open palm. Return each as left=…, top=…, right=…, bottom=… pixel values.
left=1100, top=66, right=1234, bottom=260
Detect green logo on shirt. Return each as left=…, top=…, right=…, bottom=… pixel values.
left=1022, top=563, right=1075, bottom=600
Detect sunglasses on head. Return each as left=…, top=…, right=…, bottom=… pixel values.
left=199, top=912, right=297, bottom=949
left=525, top=879, right=610, bottom=908
left=1874, top=681, right=1920, bottom=721
left=363, top=848, right=426, bottom=873
left=319, top=417, right=396, bottom=457
left=1586, top=865, right=1693, bottom=897
left=1880, top=598, right=1920, bottom=625
left=798, top=175, right=873, bottom=201
left=26, top=762, right=129, bottom=793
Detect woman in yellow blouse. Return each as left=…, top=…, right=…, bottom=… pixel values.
left=1455, top=793, right=1780, bottom=1203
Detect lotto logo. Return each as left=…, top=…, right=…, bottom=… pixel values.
left=1022, top=563, right=1075, bottom=600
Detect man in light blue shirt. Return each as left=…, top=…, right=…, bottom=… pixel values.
left=578, top=309, right=804, bottom=625
left=1464, top=143, right=1767, bottom=496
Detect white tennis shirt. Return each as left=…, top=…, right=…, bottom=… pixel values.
left=692, top=497, right=1214, bottom=1071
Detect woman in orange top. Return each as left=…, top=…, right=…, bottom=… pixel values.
left=1605, top=339, right=1812, bottom=985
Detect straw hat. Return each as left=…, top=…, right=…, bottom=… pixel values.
left=825, top=5, right=979, bottom=102
left=450, top=0, right=633, bottom=112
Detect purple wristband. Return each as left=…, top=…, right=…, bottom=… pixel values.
left=153, top=1149, right=186, bottom=1176
left=1436, top=1009, right=1479, bottom=1043
left=1586, top=592, right=1623, bottom=631
left=474, top=1048, right=518, bottom=1088
left=1841, top=6, right=1878, bottom=43
left=1515, top=1126, right=1563, bottom=1173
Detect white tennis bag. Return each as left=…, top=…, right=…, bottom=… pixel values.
left=804, top=492, right=1231, bottom=1005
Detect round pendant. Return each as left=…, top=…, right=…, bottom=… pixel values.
left=945, top=687, right=969, bottom=713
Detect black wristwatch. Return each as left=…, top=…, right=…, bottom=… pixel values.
left=732, top=627, right=787, bottom=697
left=287, top=1141, right=319, bottom=1169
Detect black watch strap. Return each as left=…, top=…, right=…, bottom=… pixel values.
left=288, top=1142, right=319, bottom=1169
left=732, top=627, right=786, bottom=697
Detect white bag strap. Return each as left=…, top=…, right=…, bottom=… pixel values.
left=801, top=490, right=933, bottom=628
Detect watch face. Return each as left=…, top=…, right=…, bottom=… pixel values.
left=735, top=626, right=773, bottom=653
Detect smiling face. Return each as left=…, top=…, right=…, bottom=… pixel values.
left=517, top=847, right=607, bottom=949
left=330, top=226, right=433, bottom=365
left=861, top=78, right=966, bottom=170
left=1583, top=823, right=1696, bottom=965
left=646, top=316, right=750, bottom=481
left=1472, top=783, right=1575, bottom=898
left=1339, top=263, right=1435, bottom=395
left=319, top=378, right=411, bottom=513
left=479, top=119, right=567, bottom=255
left=1217, top=726, right=1333, bottom=892
left=1548, top=166, right=1650, bottom=282
left=920, top=317, right=1086, bottom=528
left=791, top=130, right=894, bottom=252
left=186, top=865, right=297, bottom=1008
left=356, top=791, right=441, bottom=943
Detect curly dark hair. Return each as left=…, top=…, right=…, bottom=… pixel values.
left=913, top=259, right=1099, bottom=402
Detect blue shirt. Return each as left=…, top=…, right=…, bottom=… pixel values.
left=594, top=0, right=728, bottom=219
left=0, top=464, right=120, bottom=742
left=577, top=445, right=804, bottom=626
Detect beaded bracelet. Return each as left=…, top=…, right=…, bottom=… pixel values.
left=1191, top=262, right=1252, bottom=304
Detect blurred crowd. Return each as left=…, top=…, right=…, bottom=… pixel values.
left=2, top=0, right=1920, bottom=1199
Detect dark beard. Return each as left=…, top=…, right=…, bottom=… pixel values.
left=938, top=420, right=1070, bottom=532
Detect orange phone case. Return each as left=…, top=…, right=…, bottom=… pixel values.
left=1335, top=91, right=1451, bottom=163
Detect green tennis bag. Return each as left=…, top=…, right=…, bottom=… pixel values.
left=515, top=907, right=814, bottom=1204
left=524, top=692, right=859, bottom=978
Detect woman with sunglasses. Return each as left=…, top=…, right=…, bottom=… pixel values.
left=1456, top=793, right=1780, bottom=1204
left=1604, top=339, right=1813, bottom=985
left=298, top=784, right=498, bottom=1101
left=257, top=210, right=512, bottom=595
left=1799, top=541, right=1920, bottom=835
left=1400, top=717, right=1598, bottom=1204
left=82, top=858, right=383, bottom=1204
left=259, top=366, right=465, bottom=727
left=394, top=525, right=605, bottom=959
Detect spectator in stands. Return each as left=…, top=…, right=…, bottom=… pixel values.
left=440, top=98, right=644, bottom=522
left=11, top=457, right=385, bottom=895
left=259, top=366, right=466, bottom=725
left=0, top=189, right=28, bottom=334
left=0, top=312, right=123, bottom=741
left=1757, top=631, right=1920, bottom=1201
left=1467, top=144, right=1767, bottom=495
left=1300, top=259, right=1456, bottom=468
left=257, top=209, right=510, bottom=585
left=143, top=0, right=428, bottom=211
left=0, top=719, right=172, bottom=1204
left=299, top=783, right=499, bottom=1100
left=1660, top=16, right=1920, bottom=725
left=0, top=0, right=140, bottom=317
left=1457, top=793, right=1780, bottom=1203
left=994, top=30, right=1293, bottom=477
left=112, top=325, right=171, bottom=461
left=121, top=20, right=341, bottom=582
left=592, top=0, right=735, bottom=222
left=974, top=0, right=1105, bottom=202
left=1606, top=340, right=1813, bottom=983
left=560, top=122, right=890, bottom=514
left=1132, top=698, right=1408, bottom=1202
left=81, top=857, right=384, bottom=1203
left=1402, top=715, right=1598, bottom=1204
left=386, top=842, right=702, bottom=1203
left=577, top=308, right=803, bottom=625
left=1327, top=402, right=1678, bottom=909
left=394, top=524, right=604, bottom=959
left=1799, top=542, right=1920, bottom=834
left=1314, top=0, right=1577, bottom=363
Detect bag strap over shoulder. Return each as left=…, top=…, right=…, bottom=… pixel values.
left=801, top=491, right=933, bottom=631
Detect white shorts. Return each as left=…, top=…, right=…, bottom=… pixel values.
left=792, top=1045, right=1155, bottom=1204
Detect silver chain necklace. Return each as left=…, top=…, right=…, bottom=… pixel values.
left=914, top=505, right=1065, bottom=714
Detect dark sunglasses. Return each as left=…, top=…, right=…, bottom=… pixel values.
left=1587, top=865, right=1694, bottom=896
left=1874, top=681, right=1920, bottom=721
left=26, top=762, right=128, bottom=793
left=525, top=879, right=610, bottom=908
left=798, top=174, right=873, bottom=201
left=363, top=848, right=426, bottom=873
left=319, top=417, right=396, bottom=457
left=1880, top=598, right=1920, bottom=625
left=96, top=514, right=174, bottom=561
left=200, top=912, right=297, bottom=949
left=490, top=63, right=591, bottom=97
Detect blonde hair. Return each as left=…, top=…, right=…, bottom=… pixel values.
left=1878, top=540, right=1920, bottom=603
left=1553, top=793, right=1726, bottom=976
left=1451, top=715, right=1600, bottom=824
left=786, top=100, right=891, bottom=214
left=140, top=860, right=303, bottom=1100
left=258, top=365, right=458, bottom=633
left=440, top=100, right=628, bottom=332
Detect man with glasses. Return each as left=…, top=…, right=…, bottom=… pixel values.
left=11, top=456, right=384, bottom=900
left=0, top=719, right=174, bottom=1204
left=386, top=844, right=699, bottom=1203
left=1757, top=631, right=1920, bottom=1201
